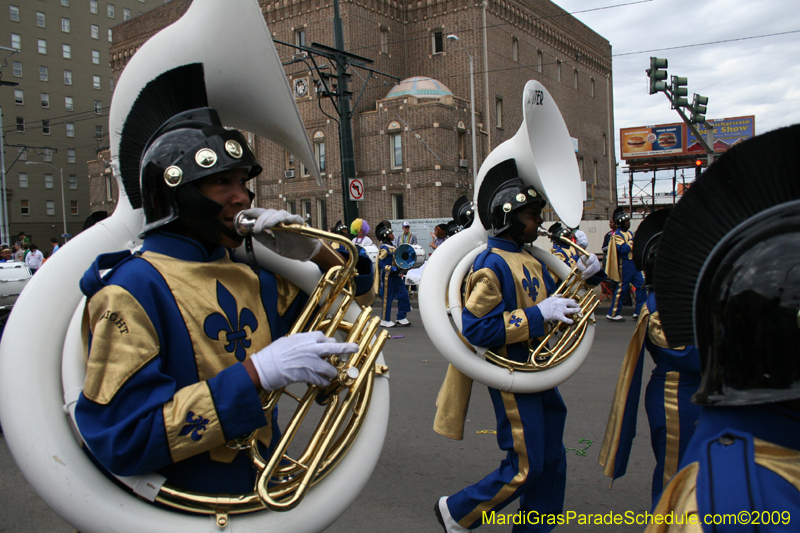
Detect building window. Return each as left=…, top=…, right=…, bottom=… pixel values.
left=295, top=28, right=305, bottom=47
left=557, top=60, right=562, bottom=82
left=62, top=18, right=71, bottom=33
left=593, top=160, right=599, bottom=184
left=62, top=44, right=71, bottom=59
left=537, top=50, right=543, bottom=73
left=19, top=173, right=28, bottom=188
left=16, top=117, right=24, bottom=133
left=390, top=133, right=402, bottom=169
left=93, top=75, right=101, bottom=89
left=41, top=93, right=49, bottom=108
left=316, top=198, right=327, bottom=230
left=12, top=61, right=21, bottom=77
left=315, top=141, right=326, bottom=172
left=69, top=174, right=77, bottom=189
left=46, top=200, right=55, bottom=216
left=14, top=89, right=23, bottom=105
left=70, top=201, right=78, bottom=216
left=108, top=29, right=112, bottom=42
left=458, top=131, right=467, bottom=162
left=431, top=29, right=444, bottom=54
left=17, top=147, right=26, bottom=161
left=68, top=149, right=76, bottom=163
left=37, top=12, right=46, bottom=27
left=95, top=125, right=103, bottom=137
left=65, top=96, right=73, bottom=111
left=45, top=174, right=54, bottom=189
left=11, top=34, right=21, bottom=50
left=91, top=24, right=99, bottom=39
left=10, top=6, right=19, bottom=22
left=585, top=183, right=594, bottom=202
left=66, top=123, right=75, bottom=137
left=90, top=0, right=98, bottom=14
left=109, top=78, right=114, bottom=92
left=392, top=193, right=404, bottom=220
left=44, top=149, right=53, bottom=162
left=512, top=37, right=519, bottom=62
left=107, top=4, right=115, bottom=18
left=301, top=199, right=312, bottom=225
left=62, top=0, right=70, bottom=6
left=574, top=69, right=579, bottom=90
left=21, top=200, right=29, bottom=216
left=64, top=70, right=73, bottom=85
left=42, top=119, right=50, bottom=135
left=105, top=174, right=113, bottom=201
left=602, top=133, right=607, bottom=156
left=496, top=98, right=503, bottom=128
left=287, top=200, right=296, bottom=214
left=123, top=7, right=130, bottom=20
left=380, top=27, right=389, bottom=54
left=38, top=39, right=47, bottom=55
left=39, top=66, right=48, bottom=81
left=92, top=50, right=100, bottom=64
left=94, top=100, right=102, bottom=114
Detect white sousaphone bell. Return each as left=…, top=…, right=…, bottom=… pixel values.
left=419, top=80, right=595, bottom=393
left=0, top=1, right=389, bottom=532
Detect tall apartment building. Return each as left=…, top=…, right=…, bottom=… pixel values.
left=0, top=0, right=162, bottom=246
left=96, top=0, right=615, bottom=240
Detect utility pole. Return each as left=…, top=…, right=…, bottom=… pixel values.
left=277, top=0, right=398, bottom=227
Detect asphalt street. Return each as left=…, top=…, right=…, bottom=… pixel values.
left=0, top=298, right=654, bottom=532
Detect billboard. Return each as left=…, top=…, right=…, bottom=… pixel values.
left=620, top=123, right=684, bottom=159
left=621, top=116, right=755, bottom=160
left=686, top=115, right=755, bottom=153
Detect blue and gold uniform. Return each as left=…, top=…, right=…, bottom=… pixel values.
left=550, top=241, right=579, bottom=269
left=599, top=291, right=702, bottom=505
left=75, top=231, right=370, bottom=494
left=378, top=242, right=410, bottom=324
left=645, top=405, right=800, bottom=533
left=606, top=227, right=645, bottom=318
left=445, top=236, right=565, bottom=531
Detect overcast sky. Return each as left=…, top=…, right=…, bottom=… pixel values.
left=553, top=0, right=800, bottom=192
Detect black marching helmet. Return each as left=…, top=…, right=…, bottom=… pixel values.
left=452, top=195, right=475, bottom=230
left=547, top=221, right=571, bottom=244
left=655, top=124, right=800, bottom=407
left=632, top=208, right=672, bottom=289
left=477, top=159, right=546, bottom=240
left=612, top=206, right=631, bottom=227
left=118, top=63, right=262, bottom=245
left=333, top=220, right=349, bottom=237
left=375, top=221, right=393, bottom=243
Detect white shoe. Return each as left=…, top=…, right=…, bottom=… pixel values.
left=396, top=318, right=411, bottom=326
left=380, top=320, right=395, bottom=328
left=436, top=497, right=469, bottom=532
left=632, top=313, right=639, bottom=319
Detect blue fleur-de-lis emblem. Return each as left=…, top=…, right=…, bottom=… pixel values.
left=204, top=281, right=258, bottom=361
left=179, top=411, right=209, bottom=441
left=509, top=315, right=523, bottom=328
left=521, top=266, right=539, bottom=301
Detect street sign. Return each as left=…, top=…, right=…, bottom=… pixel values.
left=348, top=178, right=364, bottom=201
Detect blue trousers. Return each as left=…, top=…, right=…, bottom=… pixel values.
left=446, top=387, right=567, bottom=532
left=381, top=274, right=410, bottom=322
left=608, top=264, right=645, bottom=317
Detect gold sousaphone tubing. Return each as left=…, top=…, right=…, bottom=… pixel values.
left=483, top=227, right=599, bottom=373
left=155, top=215, right=390, bottom=523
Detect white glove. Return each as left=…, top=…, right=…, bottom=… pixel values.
left=250, top=331, right=358, bottom=390
left=240, top=208, right=322, bottom=261
left=536, top=294, right=581, bottom=325
left=576, top=253, right=601, bottom=280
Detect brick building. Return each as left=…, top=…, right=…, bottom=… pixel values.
left=91, top=0, right=616, bottom=239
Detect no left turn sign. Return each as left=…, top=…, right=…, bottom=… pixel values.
left=349, top=178, right=364, bottom=201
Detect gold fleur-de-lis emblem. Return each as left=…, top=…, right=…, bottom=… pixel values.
left=225, top=140, right=243, bottom=158
left=195, top=148, right=218, bottom=168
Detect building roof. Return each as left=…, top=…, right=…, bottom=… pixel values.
left=386, top=77, right=453, bottom=100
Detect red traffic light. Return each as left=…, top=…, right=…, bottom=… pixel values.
left=695, top=158, right=704, bottom=167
